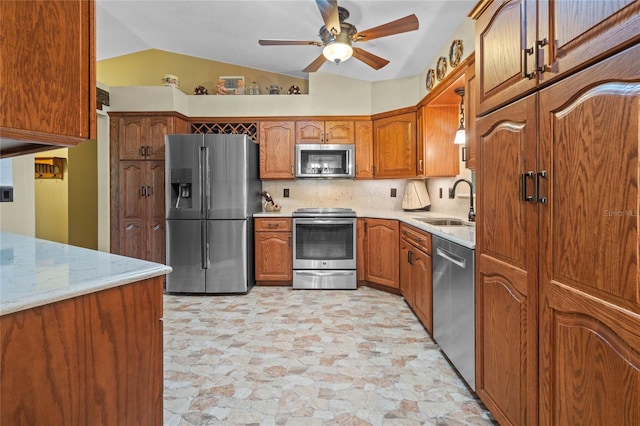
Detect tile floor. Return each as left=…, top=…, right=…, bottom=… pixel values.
left=163, top=286, right=496, bottom=425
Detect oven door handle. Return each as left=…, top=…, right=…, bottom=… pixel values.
left=294, top=218, right=355, bottom=225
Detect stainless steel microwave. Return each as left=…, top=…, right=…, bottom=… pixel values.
left=295, top=144, right=355, bottom=179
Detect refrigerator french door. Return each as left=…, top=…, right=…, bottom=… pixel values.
left=165, top=134, right=261, bottom=294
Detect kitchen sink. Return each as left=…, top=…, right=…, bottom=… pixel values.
left=413, top=218, right=474, bottom=227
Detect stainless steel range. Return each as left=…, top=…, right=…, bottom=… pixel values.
left=292, top=208, right=357, bottom=290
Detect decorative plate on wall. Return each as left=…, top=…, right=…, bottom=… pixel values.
left=436, top=56, right=447, bottom=80
left=449, top=39, right=463, bottom=68
left=426, top=69, right=435, bottom=90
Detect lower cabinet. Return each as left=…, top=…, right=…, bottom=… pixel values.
left=254, top=218, right=292, bottom=285
left=361, top=218, right=399, bottom=290
left=0, top=277, right=164, bottom=425
left=399, top=224, right=433, bottom=334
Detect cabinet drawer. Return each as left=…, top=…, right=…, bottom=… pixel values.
left=255, top=217, right=292, bottom=232
left=400, top=224, right=431, bottom=254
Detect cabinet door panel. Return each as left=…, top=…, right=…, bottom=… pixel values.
left=538, top=46, right=640, bottom=426
left=475, top=0, right=537, bottom=114
left=255, top=232, right=292, bottom=281
left=373, top=113, right=416, bottom=178
left=364, top=219, right=399, bottom=288
left=413, top=249, right=432, bottom=334
left=354, top=121, right=373, bottom=179
left=119, top=117, right=145, bottom=160
left=119, top=162, right=145, bottom=223
left=0, top=0, right=95, bottom=144
left=148, top=161, right=165, bottom=264
left=295, top=121, right=323, bottom=144
left=539, top=0, right=640, bottom=85
left=475, top=94, right=538, bottom=426
left=259, top=122, right=295, bottom=179
left=147, top=117, right=170, bottom=160
left=325, top=121, right=354, bottom=144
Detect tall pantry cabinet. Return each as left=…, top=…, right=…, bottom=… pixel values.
left=471, top=1, right=640, bottom=425
left=110, top=113, right=188, bottom=263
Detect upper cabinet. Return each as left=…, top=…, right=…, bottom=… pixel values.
left=373, top=111, right=417, bottom=178
left=295, top=120, right=354, bottom=144
left=471, top=0, right=640, bottom=115
left=354, top=121, right=374, bottom=179
left=259, top=121, right=296, bottom=180
left=0, top=0, right=96, bottom=157
left=116, top=115, right=185, bottom=161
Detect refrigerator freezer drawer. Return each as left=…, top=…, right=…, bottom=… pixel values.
left=166, top=219, right=206, bottom=293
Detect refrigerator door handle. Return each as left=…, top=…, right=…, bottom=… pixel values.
left=200, top=220, right=208, bottom=269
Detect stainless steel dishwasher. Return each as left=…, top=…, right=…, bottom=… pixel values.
left=432, top=235, right=475, bottom=391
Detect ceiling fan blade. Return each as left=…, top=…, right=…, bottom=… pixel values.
left=352, top=47, right=390, bottom=70
left=259, top=39, right=322, bottom=46
left=303, top=54, right=327, bottom=73
left=353, top=14, right=419, bottom=42
left=316, top=0, right=341, bottom=35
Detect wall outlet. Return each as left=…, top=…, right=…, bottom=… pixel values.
left=283, top=188, right=289, bottom=198
left=439, top=188, right=443, bottom=199
left=390, top=188, right=397, bottom=198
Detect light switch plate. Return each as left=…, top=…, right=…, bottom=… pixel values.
left=0, top=186, right=13, bottom=202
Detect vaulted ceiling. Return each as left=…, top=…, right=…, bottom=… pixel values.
left=96, top=0, right=476, bottom=82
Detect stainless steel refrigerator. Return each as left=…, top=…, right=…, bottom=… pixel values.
left=165, top=134, right=261, bottom=293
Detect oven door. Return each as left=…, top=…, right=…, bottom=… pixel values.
left=293, top=218, right=356, bottom=270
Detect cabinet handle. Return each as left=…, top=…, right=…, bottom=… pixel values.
left=291, top=166, right=294, bottom=176
left=535, top=170, right=547, bottom=204
left=140, top=186, right=146, bottom=197
left=152, top=224, right=161, bottom=231
left=414, top=237, right=423, bottom=244
left=288, top=235, right=292, bottom=247
left=146, top=185, right=151, bottom=197
left=521, top=172, right=535, bottom=202
left=418, top=159, right=423, bottom=172
left=461, top=147, right=467, bottom=162
left=523, top=45, right=536, bottom=80
left=536, top=38, right=549, bottom=74
left=139, top=147, right=145, bottom=157
left=125, top=224, right=134, bottom=231
left=372, top=164, right=377, bottom=176
left=145, top=146, right=151, bottom=157
left=267, top=223, right=279, bottom=229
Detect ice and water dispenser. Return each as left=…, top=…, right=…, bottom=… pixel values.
left=170, top=168, right=192, bottom=209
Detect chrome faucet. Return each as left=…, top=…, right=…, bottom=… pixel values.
left=449, top=179, right=475, bottom=222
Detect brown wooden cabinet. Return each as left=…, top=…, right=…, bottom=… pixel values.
left=254, top=217, right=292, bottom=285
left=259, top=121, right=295, bottom=179
left=118, top=115, right=174, bottom=160
left=118, top=161, right=166, bottom=264
left=472, top=0, right=640, bottom=115
left=354, top=121, right=373, bottom=179
left=475, top=37, right=640, bottom=425
left=399, top=224, right=433, bottom=334
left=475, top=93, right=538, bottom=426
left=362, top=218, right=399, bottom=289
left=373, top=112, right=416, bottom=178
left=1, top=277, right=164, bottom=425
left=0, top=0, right=96, bottom=157
left=537, top=45, right=640, bottom=426
left=463, top=64, right=477, bottom=169
left=110, top=113, right=188, bottom=263
left=295, top=120, right=354, bottom=144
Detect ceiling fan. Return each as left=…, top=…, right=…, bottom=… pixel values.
left=258, top=0, right=419, bottom=72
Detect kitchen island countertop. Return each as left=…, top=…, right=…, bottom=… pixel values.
left=255, top=208, right=475, bottom=249
left=0, top=232, right=171, bottom=316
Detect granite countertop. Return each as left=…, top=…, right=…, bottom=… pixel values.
left=0, top=232, right=172, bottom=316
left=255, top=208, right=475, bottom=249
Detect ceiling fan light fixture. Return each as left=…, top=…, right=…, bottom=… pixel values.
left=323, top=41, right=353, bottom=64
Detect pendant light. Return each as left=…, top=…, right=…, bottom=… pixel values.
left=454, top=87, right=466, bottom=144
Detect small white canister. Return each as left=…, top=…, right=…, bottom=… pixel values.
left=162, top=74, right=179, bottom=88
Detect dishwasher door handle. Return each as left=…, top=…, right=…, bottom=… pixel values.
left=436, top=247, right=466, bottom=269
